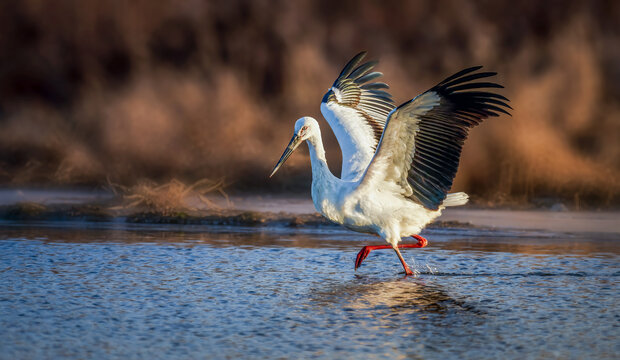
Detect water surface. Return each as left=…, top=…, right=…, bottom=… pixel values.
left=0, top=222, right=618, bottom=359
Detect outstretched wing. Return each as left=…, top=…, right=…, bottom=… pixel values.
left=320, top=51, right=395, bottom=181
left=360, top=66, right=511, bottom=210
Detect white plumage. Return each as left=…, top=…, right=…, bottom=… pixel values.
left=271, top=52, right=510, bottom=275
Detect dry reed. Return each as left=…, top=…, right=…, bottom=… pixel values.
left=0, top=0, right=618, bottom=207
left=107, top=178, right=230, bottom=214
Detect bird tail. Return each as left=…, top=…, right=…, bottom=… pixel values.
left=442, top=192, right=469, bottom=207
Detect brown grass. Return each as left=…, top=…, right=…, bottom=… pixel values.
left=107, top=178, right=229, bottom=214
left=0, top=0, right=618, bottom=207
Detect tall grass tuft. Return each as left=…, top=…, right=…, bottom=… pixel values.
left=108, top=178, right=230, bottom=214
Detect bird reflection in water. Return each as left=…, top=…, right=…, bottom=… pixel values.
left=310, top=277, right=481, bottom=319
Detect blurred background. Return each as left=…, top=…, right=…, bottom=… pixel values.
left=0, top=0, right=618, bottom=208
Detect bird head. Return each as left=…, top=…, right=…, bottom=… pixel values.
left=269, top=117, right=318, bottom=177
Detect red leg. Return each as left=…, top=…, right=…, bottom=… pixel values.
left=354, top=234, right=429, bottom=274
left=355, top=245, right=392, bottom=270
left=394, top=247, right=414, bottom=275
left=411, top=234, right=428, bottom=248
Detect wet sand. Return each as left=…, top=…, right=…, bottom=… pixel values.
left=0, top=189, right=618, bottom=235
left=226, top=194, right=620, bottom=234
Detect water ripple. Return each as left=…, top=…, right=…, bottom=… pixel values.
left=0, top=224, right=618, bottom=359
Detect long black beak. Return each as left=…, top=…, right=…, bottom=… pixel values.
left=269, top=133, right=302, bottom=177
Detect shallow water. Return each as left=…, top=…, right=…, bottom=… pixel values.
left=0, top=222, right=618, bottom=359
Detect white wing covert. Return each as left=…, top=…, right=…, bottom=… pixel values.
left=320, top=52, right=395, bottom=181
left=361, top=66, right=511, bottom=210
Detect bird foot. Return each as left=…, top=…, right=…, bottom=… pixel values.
left=355, top=245, right=390, bottom=270
left=411, top=234, right=428, bottom=248
left=354, top=235, right=429, bottom=272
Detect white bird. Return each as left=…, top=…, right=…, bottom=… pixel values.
left=270, top=52, right=510, bottom=275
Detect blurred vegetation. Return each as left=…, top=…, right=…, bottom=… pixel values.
left=0, top=0, right=618, bottom=208
left=107, top=178, right=229, bottom=214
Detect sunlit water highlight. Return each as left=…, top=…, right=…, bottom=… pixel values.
left=0, top=222, right=618, bottom=359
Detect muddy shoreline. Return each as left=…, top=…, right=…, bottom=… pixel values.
left=0, top=202, right=477, bottom=229
left=1, top=188, right=618, bottom=235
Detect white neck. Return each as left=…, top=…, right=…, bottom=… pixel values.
left=306, top=130, right=332, bottom=183
left=305, top=127, right=346, bottom=223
